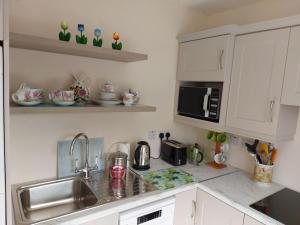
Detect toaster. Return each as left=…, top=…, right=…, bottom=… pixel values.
left=161, top=140, right=187, bottom=166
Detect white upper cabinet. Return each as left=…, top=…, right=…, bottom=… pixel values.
left=195, top=189, right=244, bottom=225
left=0, top=0, right=3, bottom=40
left=175, top=31, right=235, bottom=132
left=282, top=26, right=300, bottom=106
left=226, top=28, right=298, bottom=141
left=177, top=35, right=233, bottom=82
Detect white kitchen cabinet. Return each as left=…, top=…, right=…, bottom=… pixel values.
left=195, top=189, right=244, bottom=225
left=282, top=26, right=300, bottom=106
left=226, top=28, right=298, bottom=142
left=0, top=0, right=3, bottom=40
left=177, top=35, right=233, bottom=82
left=76, top=213, right=118, bottom=225
left=243, top=215, right=264, bottom=225
left=174, top=32, right=235, bottom=132
left=174, top=188, right=197, bottom=225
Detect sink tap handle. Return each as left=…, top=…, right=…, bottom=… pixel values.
left=75, top=158, right=80, bottom=173
left=94, top=156, right=99, bottom=170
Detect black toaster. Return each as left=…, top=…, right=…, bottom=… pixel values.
left=161, top=140, right=187, bottom=166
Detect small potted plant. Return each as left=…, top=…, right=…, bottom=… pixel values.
left=76, top=24, right=88, bottom=44
left=112, top=32, right=122, bottom=50
left=93, top=27, right=103, bottom=47
left=59, top=21, right=71, bottom=42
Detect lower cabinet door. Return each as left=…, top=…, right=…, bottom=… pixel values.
left=243, top=215, right=264, bottom=225
left=174, top=188, right=197, bottom=225
left=195, top=189, right=244, bottom=225
left=78, top=213, right=119, bottom=225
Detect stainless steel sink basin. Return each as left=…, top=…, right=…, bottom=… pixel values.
left=12, top=171, right=157, bottom=225
left=15, top=177, right=97, bottom=223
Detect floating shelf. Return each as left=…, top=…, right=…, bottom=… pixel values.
left=10, top=104, right=156, bottom=114
left=10, top=32, right=148, bottom=62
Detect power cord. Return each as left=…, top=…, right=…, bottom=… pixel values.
left=150, top=132, right=165, bottom=159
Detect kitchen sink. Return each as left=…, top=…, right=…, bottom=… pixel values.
left=15, top=177, right=98, bottom=223
left=12, top=171, right=157, bottom=225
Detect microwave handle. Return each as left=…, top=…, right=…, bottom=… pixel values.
left=203, top=94, right=209, bottom=111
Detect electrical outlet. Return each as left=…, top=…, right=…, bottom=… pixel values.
left=148, top=130, right=158, bottom=140
left=229, top=135, right=240, bottom=145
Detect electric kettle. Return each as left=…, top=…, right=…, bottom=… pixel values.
left=132, top=141, right=151, bottom=170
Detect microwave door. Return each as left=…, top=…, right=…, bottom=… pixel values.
left=178, top=87, right=208, bottom=119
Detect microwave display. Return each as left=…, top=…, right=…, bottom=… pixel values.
left=177, top=84, right=222, bottom=123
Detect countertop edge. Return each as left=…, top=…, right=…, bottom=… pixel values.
left=55, top=183, right=197, bottom=225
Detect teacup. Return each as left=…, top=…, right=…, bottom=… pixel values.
left=123, top=93, right=136, bottom=106
left=49, top=90, right=74, bottom=102
left=214, top=153, right=227, bottom=164
left=102, top=81, right=115, bottom=93
left=123, top=90, right=140, bottom=106
left=12, top=85, right=43, bottom=102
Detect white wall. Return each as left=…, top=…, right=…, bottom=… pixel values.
left=9, top=0, right=207, bottom=186
left=204, top=0, right=300, bottom=192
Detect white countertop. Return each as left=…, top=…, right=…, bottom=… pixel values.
left=25, top=159, right=286, bottom=225
left=198, top=171, right=285, bottom=225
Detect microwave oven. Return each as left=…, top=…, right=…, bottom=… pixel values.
left=177, top=83, right=222, bottom=123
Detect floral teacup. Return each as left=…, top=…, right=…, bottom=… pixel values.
left=12, top=83, right=43, bottom=102
left=49, top=90, right=74, bottom=102
left=123, top=89, right=140, bottom=106
left=102, top=81, right=115, bottom=93
left=123, top=93, right=134, bottom=106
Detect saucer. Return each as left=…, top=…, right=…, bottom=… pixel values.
left=52, top=100, right=75, bottom=106
left=13, top=99, right=43, bottom=106
left=94, top=99, right=122, bottom=106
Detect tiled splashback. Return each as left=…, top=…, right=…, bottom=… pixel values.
left=57, top=137, right=104, bottom=178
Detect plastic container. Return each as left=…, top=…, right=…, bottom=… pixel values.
left=254, top=162, right=274, bottom=183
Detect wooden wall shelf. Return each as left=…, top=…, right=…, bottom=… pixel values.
left=10, top=32, right=148, bottom=62
left=10, top=104, right=156, bottom=114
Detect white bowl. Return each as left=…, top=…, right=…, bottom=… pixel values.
left=100, top=91, right=116, bottom=100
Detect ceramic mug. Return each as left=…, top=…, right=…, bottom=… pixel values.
left=49, top=90, right=74, bottom=102
left=12, top=88, right=43, bottom=102
left=123, top=93, right=135, bottom=106
left=214, top=152, right=227, bottom=164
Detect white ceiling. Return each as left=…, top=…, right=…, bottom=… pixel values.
left=183, top=0, right=262, bottom=14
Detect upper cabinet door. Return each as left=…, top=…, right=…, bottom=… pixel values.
left=177, top=35, right=232, bottom=82
left=282, top=26, right=300, bottom=106
left=0, top=0, right=2, bottom=40
left=226, top=28, right=290, bottom=136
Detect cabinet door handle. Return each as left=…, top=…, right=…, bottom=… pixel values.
left=191, top=200, right=196, bottom=218
left=269, top=99, right=275, bottom=122
left=219, top=49, right=224, bottom=70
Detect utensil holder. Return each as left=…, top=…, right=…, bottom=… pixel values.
left=254, top=162, right=274, bottom=183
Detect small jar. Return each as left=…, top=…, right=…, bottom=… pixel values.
left=109, top=151, right=128, bottom=179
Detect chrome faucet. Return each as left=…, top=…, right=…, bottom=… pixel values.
left=69, top=133, right=90, bottom=179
